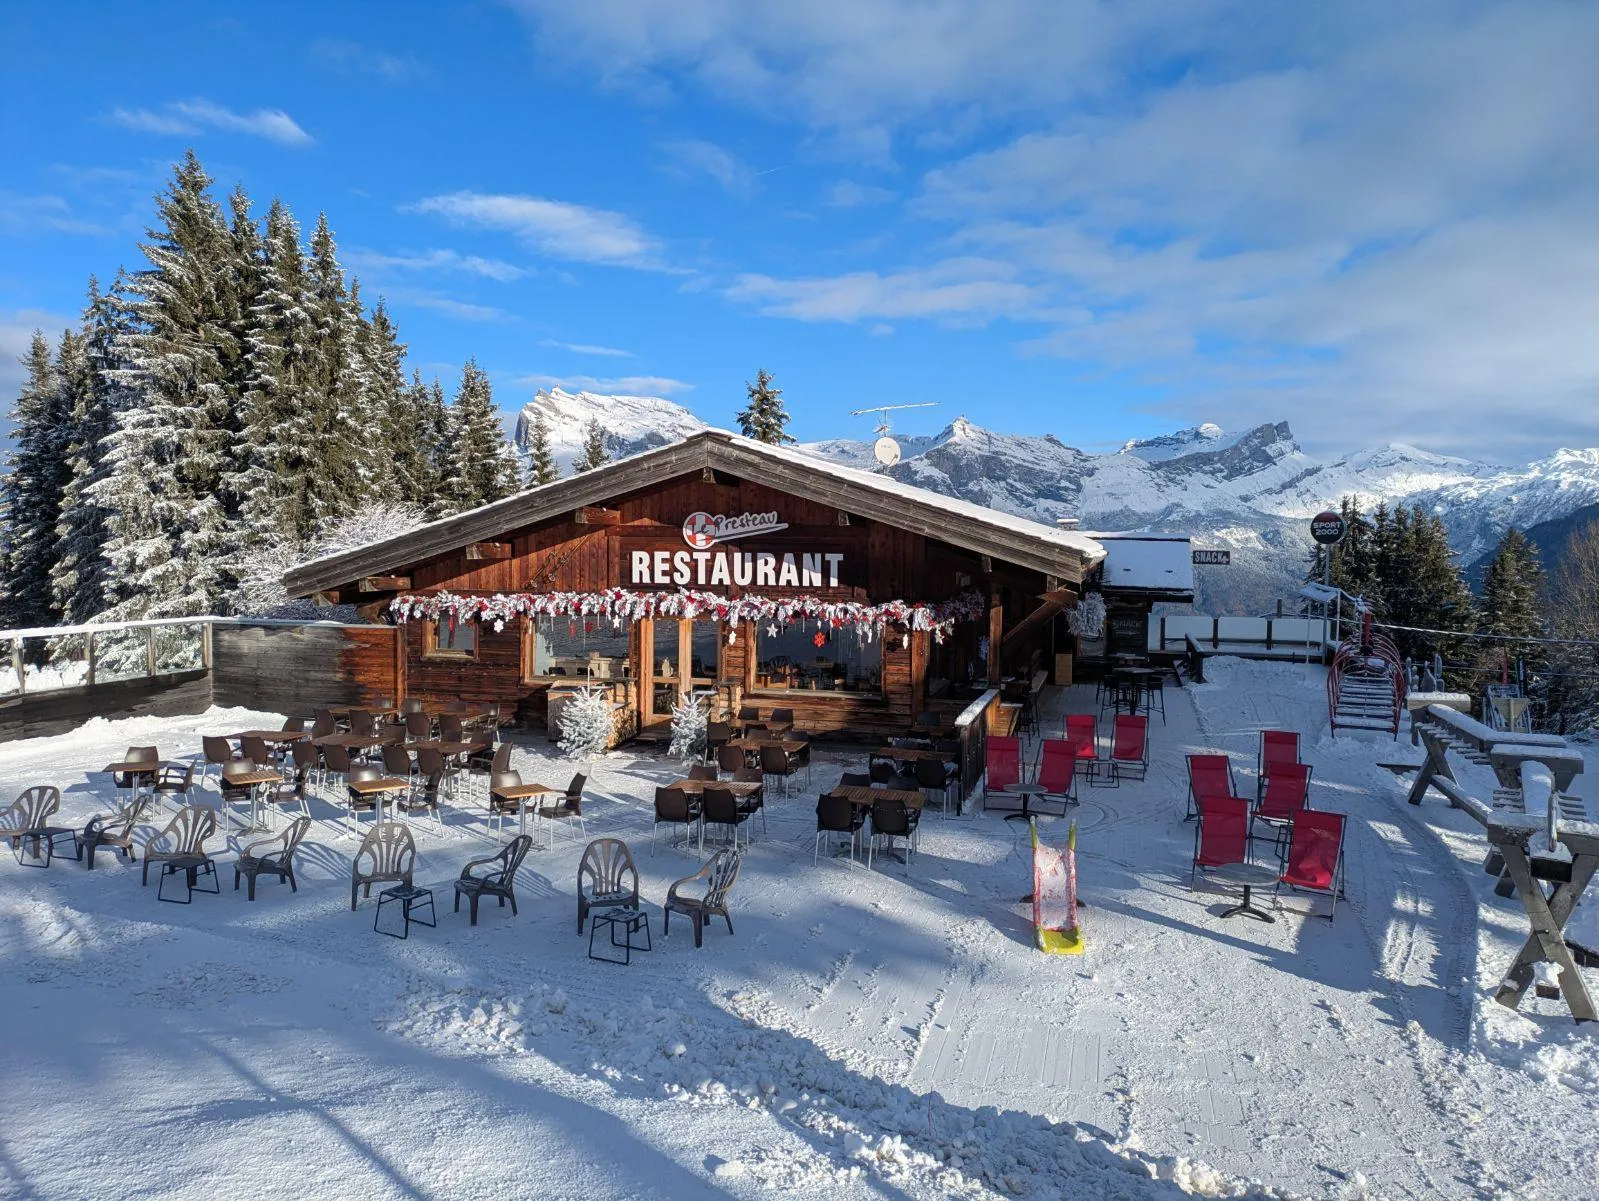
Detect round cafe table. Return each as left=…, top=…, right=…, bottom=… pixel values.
left=1207, top=861, right=1280, bottom=923
left=1004, top=782, right=1048, bottom=824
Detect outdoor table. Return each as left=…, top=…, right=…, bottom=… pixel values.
left=346, top=775, right=412, bottom=823
left=725, top=737, right=808, bottom=753
left=1207, top=862, right=1280, bottom=923
left=231, top=729, right=308, bottom=744
left=1003, top=781, right=1048, bottom=824
left=734, top=720, right=793, bottom=738
left=406, top=737, right=490, bottom=758
left=491, top=780, right=559, bottom=836
left=588, top=905, right=651, bottom=965
left=870, top=746, right=957, bottom=764
left=668, top=778, right=763, bottom=799
left=228, top=768, right=285, bottom=832
left=101, top=759, right=159, bottom=800
left=832, top=786, right=925, bottom=812
left=329, top=705, right=402, bottom=719
left=314, top=733, right=387, bottom=751
left=374, top=885, right=436, bottom=938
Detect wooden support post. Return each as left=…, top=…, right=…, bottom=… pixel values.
left=1406, top=728, right=1457, bottom=806
left=201, top=622, right=212, bottom=672
left=145, top=627, right=157, bottom=677
left=86, top=631, right=96, bottom=687
left=358, top=575, right=412, bottom=591
left=11, top=637, right=24, bottom=696
left=987, top=600, right=1003, bottom=686
left=1492, top=836, right=1598, bottom=1022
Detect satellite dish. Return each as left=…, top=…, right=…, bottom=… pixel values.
left=874, top=436, right=901, bottom=466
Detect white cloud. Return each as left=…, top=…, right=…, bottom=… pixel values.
left=385, top=290, right=512, bottom=323
left=0, top=193, right=112, bottom=237
left=538, top=340, right=635, bottom=358
left=827, top=180, right=895, bottom=208
left=345, top=247, right=529, bottom=282
left=108, top=99, right=313, bottom=146
left=512, top=373, right=694, bottom=397
left=1, top=310, right=76, bottom=440
left=661, top=139, right=754, bottom=194
left=407, top=191, right=662, bottom=268
left=728, top=258, right=1045, bottom=324
left=309, top=39, right=423, bottom=82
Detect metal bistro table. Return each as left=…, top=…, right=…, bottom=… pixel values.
left=1003, top=781, right=1049, bottom=823
left=229, top=768, right=286, bottom=833
left=1207, top=861, right=1280, bottom=922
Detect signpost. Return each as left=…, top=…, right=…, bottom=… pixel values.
left=1310, top=510, right=1349, bottom=642
left=1191, top=549, right=1231, bottom=566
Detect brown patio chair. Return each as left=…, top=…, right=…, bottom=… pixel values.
left=454, top=834, right=533, bottom=925
left=731, top=765, right=768, bottom=836
left=687, top=765, right=719, bottom=781
left=664, top=848, right=742, bottom=947
left=769, top=707, right=795, bottom=727
left=200, top=735, right=239, bottom=786
left=348, top=709, right=377, bottom=738
left=706, top=721, right=732, bottom=760
left=577, top=837, right=639, bottom=933
left=152, top=760, right=196, bottom=809
left=537, top=773, right=587, bottom=842
left=815, top=791, right=866, bottom=863
left=78, top=793, right=152, bottom=869
left=717, top=744, right=746, bottom=775
left=439, top=713, right=465, bottom=742
left=115, top=747, right=160, bottom=793
left=281, top=716, right=306, bottom=734
left=760, top=743, right=800, bottom=796
left=839, top=772, right=872, bottom=788
left=702, top=785, right=752, bottom=850
left=289, top=741, right=321, bottom=794
left=240, top=736, right=271, bottom=767
left=142, top=805, right=220, bottom=902
left=652, top=786, right=701, bottom=854
left=350, top=821, right=416, bottom=909
left=1, top=786, right=67, bottom=866
left=400, top=698, right=426, bottom=716
left=405, top=711, right=433, bottom=740
left=233, top=816, right=311, bottom=900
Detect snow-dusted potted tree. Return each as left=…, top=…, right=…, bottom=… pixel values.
left=668, top=692, right=709, bottom=764
left=558, top=686, right=615, bottom=762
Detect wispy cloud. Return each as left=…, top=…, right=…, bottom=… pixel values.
left=407, top=191, right=662, bottom=268
left=661, top=139, right=754, bottom=195
left=0, top=192, right=115, bottom=237
left=728, top=258, right=1046, bottom=325
left=345, top=247, right=529, bottom=282
left=107, top=99, right=313, bottom=146
left=827, top=180, right=896, bottom=208
left=309, top=39, right=424, bottom=82
left=385, top=289, right=513, bottom=323
left=538, top=339, right=635, bottom=358
left=512, top=373, right=693, bottom=397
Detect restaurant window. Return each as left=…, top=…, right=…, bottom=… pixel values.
left=523, top=618, right=631, bottom=681
left=425, top=617, right=477, bottom=659
left=754, top=625, right=882, bottom=694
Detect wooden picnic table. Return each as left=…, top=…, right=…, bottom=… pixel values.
left=668, top=779, right=764, bottom=798
left=231, top=729, right=308, bottom=744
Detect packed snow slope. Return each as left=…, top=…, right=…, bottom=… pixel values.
left=514, top=391, right=1599, bottom=614
left=4, top=669, right=1597, bottom=1199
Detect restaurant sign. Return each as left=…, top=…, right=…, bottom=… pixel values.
left=682, top=510, right=788, bottom=548
left=630, top=509, right=844, bottom=588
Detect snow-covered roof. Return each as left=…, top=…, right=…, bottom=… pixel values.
left=285, top=428, right=1106, bottom=596
left=1087, top=533, right=1195, bottom=595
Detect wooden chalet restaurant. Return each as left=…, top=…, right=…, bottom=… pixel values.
left=282, top=431, right=1108, bottom=753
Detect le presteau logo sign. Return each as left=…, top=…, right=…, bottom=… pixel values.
left=630, top=510, right=841, bottom=587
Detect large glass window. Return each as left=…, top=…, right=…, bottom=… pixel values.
left=524, top=618, right=630, bottom=680
left=426, top=617, right=476, bottom=658
left=755, top=625, right=882, bottom=694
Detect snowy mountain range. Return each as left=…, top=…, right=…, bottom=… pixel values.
left=513, top=390, right=1599, bottom=614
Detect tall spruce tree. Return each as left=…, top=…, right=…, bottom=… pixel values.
left=305, top=212, right=364, bottom=522
left=94, top=150, right=240, bottom=619
left=51, top=275, right=131, bottom=622
left=526, top=405, right=559, bottom=485
left=1, top=330, right=72, bottom=627
left=363, top=300, right=412, bottom=504
left=1480, top=528, right=1545, bottom=641
left=443, top=359, right=519, bottom=510
left=736, top=367, right=794, bottom=444
left=420, top=375, right=452, bottom=516
left=573, top=417, right=610, bottom=473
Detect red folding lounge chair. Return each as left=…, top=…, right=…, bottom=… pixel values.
left=1257, top=730, right=1300, bottom=800
left=983, top=736, right=1023, bottom=809
left=1035, top=739, right=1078, bottom=809
left=1064, top=715, right=1097, bottom=775
left=1192, top=795, right=1250, bottom=882
left=1186, top=753, right=1236, bottom=821
left=1254, top=762, right=1312, bottom=851
left=1108, top=715, right=1148, bottom=783
left=1277, top=809, right=1346, bottom=920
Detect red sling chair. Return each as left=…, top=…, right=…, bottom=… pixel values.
left=1278, top=809, right=1347, bottom=920
left=1036, top=739, right=1078, bottom=806
left=984, top=736, right=1023, bottom=805
left=1108, top=714, right=1148, bottom=782
left=1186, top=753, right=1236, bottom=820
left=1255, top=762, right=1312, bottom=850
left=1258, top=730, right=1300, bottom=800
left=1192, top=795, right=1250, bottom=882
left=1064, top=715, right=1098, bottom=774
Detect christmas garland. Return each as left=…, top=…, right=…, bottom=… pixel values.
left=389, top=587, right=987, bottom=643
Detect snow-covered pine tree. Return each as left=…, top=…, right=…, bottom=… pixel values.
left=573, top=417, right=610, bottom=473
left=420, top=375, right=452, bottom=517
left=1, top=330, right=72, bottom=627
left=668, top=692, right=708, bottom=763
left=736, top=367, right=794, bottom=444
left=1538, top=521, right=1599, bottom=733
left=1479, top=528, right=1545, bottom=642
left=94, top=150, right=240, bottom=620
left=305, top=212, right=364, bottom=525
left=363, top=300, right=412, bottom=504
left=50, top=275, right=131, bottom=623
left=559, top=686, right=616, bottom=759
left=526, top=405, right=560, bottom=486
left=444, top=358, right=519, bottom=510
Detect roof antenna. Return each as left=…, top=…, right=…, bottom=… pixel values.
left=849, top=402, right=939, bottom=466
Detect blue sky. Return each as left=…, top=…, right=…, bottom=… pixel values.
left=3, top=0, right=1597, bottom=460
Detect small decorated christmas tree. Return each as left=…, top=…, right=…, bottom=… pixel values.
left=668, top=692, right=708, bottom=763
left=559, top=686, right=614, bottom=760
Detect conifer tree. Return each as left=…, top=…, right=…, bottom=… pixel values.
left=1480, top=528, right=1545, bottom=641
left=573, top=417, right=610, bottom=473
left=94, top=150, right=239, bottom=619
left=526, top=406, right=560, bottom=486
left=364, top=301, right=416, bottom=504
left=736, top=367, right=794, bottom=444
left=305, top=212, right=363, bottom=522
left=51, top=275, right=131, bottom=622
left=443, top=359, right=519, bottom=510
left=1, top=330, right=72, bottom=627
left=420, top=376, right=452, bottom=517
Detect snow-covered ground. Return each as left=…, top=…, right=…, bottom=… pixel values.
left=1, top=665, right=1595, bottom=1200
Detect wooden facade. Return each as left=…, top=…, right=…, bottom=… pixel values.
left=285, top=433, right=1104, bottom=741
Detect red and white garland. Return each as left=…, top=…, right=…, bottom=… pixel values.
left=390, top=587, right=987, bottom=643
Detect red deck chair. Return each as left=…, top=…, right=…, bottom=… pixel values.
left=1192, top=795, right=1250, bottom=882
left=1257, top=730, right=1300, bottom=800
left=1036, top=739, right=1078, bottom=808
left=1063, top=715, right=1098, bottom=775
left=1277, top=809, right=1346, bottom=920
left=1108, top=715, right=1148, bottom=782
left=1254, top=762, right=1312, bottom=851
left=1186, top=753, right=1236, bottom=821
left=983, top=736, right=1023, bottom=808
